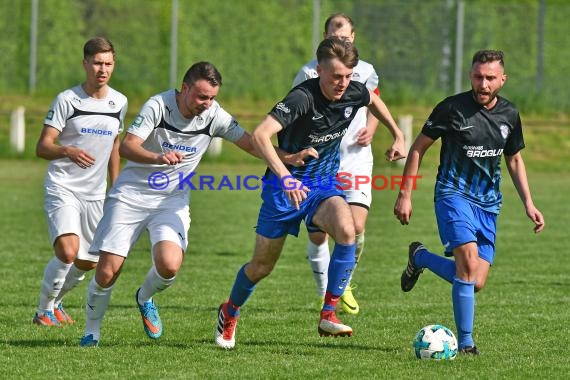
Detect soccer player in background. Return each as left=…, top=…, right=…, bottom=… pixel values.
left=79, top=62, right=308, bottom=347
left=33, top=37, right=127, bottom=326
left=394, top=50, right=545, bottom=354
left=292, top=13, right=383, bottom=314
left=215, top=37, right=405, bottom=349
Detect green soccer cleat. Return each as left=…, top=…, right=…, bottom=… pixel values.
left=339, top=284, right=359, bottom=314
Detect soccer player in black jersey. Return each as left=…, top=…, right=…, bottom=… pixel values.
left=215, top=37, right=405, bottom=349
left=394, top=50, right=545, bottom=355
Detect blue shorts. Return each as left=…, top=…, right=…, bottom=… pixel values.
left=256, top=182, right=345, bottom=239
left=435, top=196, right=497, bottom=264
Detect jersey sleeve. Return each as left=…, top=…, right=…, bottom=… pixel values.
left=118, top=99, right=128, bottom=134
left=503, top=112, right=525, bottom=156
left=44, top=92, right=72, bottom=132
left=291, top=62, right=318, bottom=88
left=421, top=100, right=452, bottom=140
left=268, top=88, right=311, bottom=130
left=127, top=97, right=162, bottom=141
left=365, top=67, right=380, bottom=94
left=210, top=106, right=245, bottom=142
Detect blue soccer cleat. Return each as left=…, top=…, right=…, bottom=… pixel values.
left=79, top=334, right=99, bottom=347
left=136, top=288, right=162, bottom=339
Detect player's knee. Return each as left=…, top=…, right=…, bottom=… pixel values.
left=353, top=219, right=366, bottom=236
left=474, top=278, right=487, bottom=292
left=156, top=264, right=179, bottom=279
left=94, top=267, right=116, bottom=288
left=55, top=246, right=78, bottom=264
left=247, top=261, right=274, bottom=282
left=334, top=223, right=355, bottom=245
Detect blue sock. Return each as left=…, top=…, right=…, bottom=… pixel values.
left=452, top=277, right=475, bottom=349
left=323, top=242, right=356, bottom=311
left=415, top=249, right=456, bottom=283
left=227, top=265, right=256, bottom=316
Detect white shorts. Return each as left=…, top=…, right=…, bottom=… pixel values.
left=89, top=197, right=191, bottom=258
left=44, top=190, right=103, bottom=262
left=338, top=162, right=373, bottom=208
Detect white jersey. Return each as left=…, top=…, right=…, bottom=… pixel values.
left=292, top=58, right=379, bottom=175
left=43, top=85, right=127, bottom=200
left=109, top=89, right=245, bottom=208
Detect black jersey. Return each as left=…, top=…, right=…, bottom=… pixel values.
left=421, top=91, right=525, bottom=213
left=268, top=78, right=370, bottom=185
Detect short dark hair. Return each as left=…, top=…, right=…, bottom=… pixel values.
left=472, top=50, right=504, bottom=67
left=316, top=37, right=359, bottom=69
left=182, top=61, right=222, bottom=87
left=324, top=13, right=354, bottom=34
left=84, top=37, right=115, bottom=59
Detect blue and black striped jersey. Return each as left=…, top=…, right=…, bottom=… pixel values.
left=422, top=91, right=525, bottom=213
left=268, top=78, right=370, bottom=187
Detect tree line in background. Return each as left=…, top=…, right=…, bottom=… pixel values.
left=1, top=0, right=569, bottom=114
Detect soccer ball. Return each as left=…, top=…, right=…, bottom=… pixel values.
left=413, top=324, right=458, bottom=360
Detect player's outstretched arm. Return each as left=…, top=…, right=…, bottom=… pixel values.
left=366, top=91, right=406, bottom=161
left=251, top=115, right=309, bottom=209
left=233, top=132, right=318, bottom=167
left=505, top=152, right=545, bottom=233
left=393, top=133, right=434, bottom=225
left=119, top=133, right=184, bottom=165
left=36, top=125, right=95, bottom=168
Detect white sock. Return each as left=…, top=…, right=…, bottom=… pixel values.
left=348, top=232, right=366, bottom=284
left=85, top=278, right=114, bottom=341
left=307, top=240, right=330, bottom=297
left=137, top=266, right=176, bottom=305
left=37, top=257, right=72, bottom=313
left=55, top=264, right=87, bottom=306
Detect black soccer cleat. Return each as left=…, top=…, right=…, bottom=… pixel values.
left=459, top=346, right=481, bottom=355
left=400, top=242, right=425, bottom=292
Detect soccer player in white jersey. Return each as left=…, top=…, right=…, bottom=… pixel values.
left=79, top=61, right=309, bottom=347
left=292, top=13, right=385, bottom=314
left=33, top=37, right=127, bottom=327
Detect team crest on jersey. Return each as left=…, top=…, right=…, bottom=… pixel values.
left=196, top=116, right=205, bottom=127
left=500, top=124, right=509, bottom=140
left=352, top=72, right=360, bottom=80
left=344, top=106, right=353, bottom=119
left=108, top=100, right=116, bottom=109
left=46, top=110, right=54, bottom=120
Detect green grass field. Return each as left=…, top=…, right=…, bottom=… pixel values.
left=0, top=154, right=568, bottom=379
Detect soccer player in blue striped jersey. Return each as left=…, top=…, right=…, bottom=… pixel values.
left=293, top=13, right=384, bottom=315
left=394, top=50, right=545, bottom=355
left=215, top=37, right=405, bottom=349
